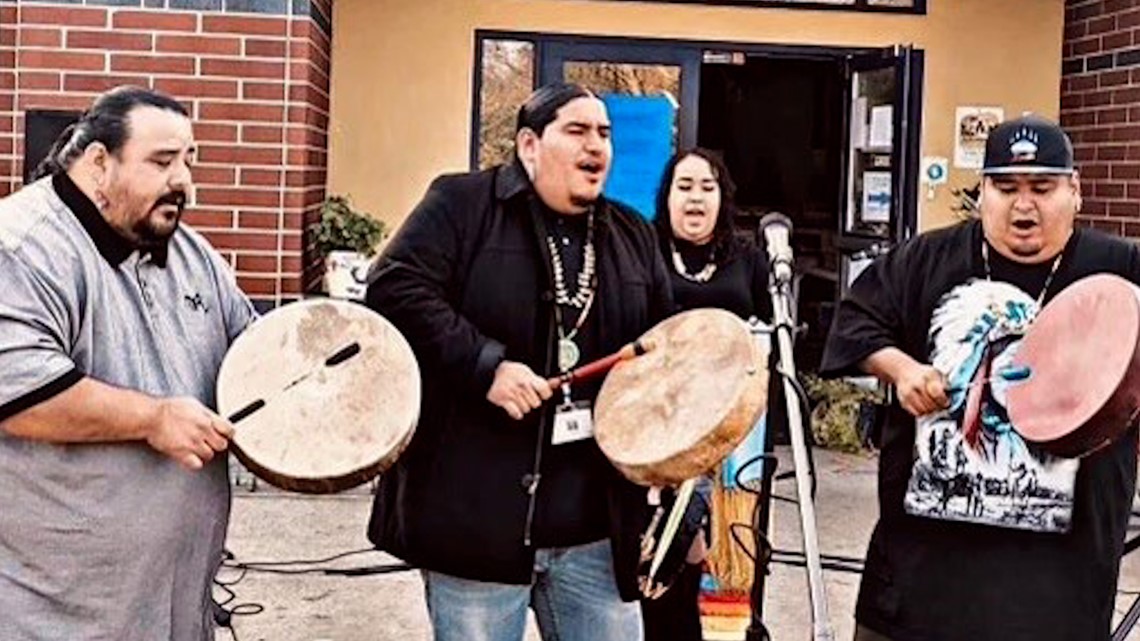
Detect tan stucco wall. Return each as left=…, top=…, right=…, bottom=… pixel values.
left=328, top=0, right=1064, bottom=233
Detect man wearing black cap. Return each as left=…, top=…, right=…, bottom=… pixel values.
left=365, top=83, right=671, bottom=641
left=821, top=114, right=1140, bottom=641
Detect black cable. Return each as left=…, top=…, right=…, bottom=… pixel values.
left=225, top=547, right=376, bottom=568
left=211, top=573, right=263, bottom=639
left=775, top=366, right=818, bottom=498
left=733, top=453, right=779, bottom=494
left=220, top=547, right=414, bottom=576
left=210, top=547, right=416, bottom=636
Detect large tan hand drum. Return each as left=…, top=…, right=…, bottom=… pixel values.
left=217, top=299, right=420, bottom=493
left=1008, top=274, right=1140, bottom=458
left=594, top=308, right=769, bottom=486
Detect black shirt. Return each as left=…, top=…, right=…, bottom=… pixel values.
left=668, top=237, right=772, bottom=322
left=821, top=220, right=1140, bottom=641
left=531, top=197, right=610, bottom=547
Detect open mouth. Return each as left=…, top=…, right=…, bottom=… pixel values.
left=1012, top=219, right=1037, bottom=231
left=577, top=160, right=605, bottom=178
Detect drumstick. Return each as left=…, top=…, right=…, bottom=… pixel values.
left=946, top=364, right=1032, bottom=393
left=228, top=342, right=362, bottom=424
left=545, top=338, right=654, bottom=389
left=645, top=477, right=697, bottom=594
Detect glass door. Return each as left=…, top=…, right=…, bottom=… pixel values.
left=837, top=45, right=923, bottom=293
left=538, top=41, right=701, bottom=219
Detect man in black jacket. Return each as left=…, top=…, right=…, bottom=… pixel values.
left=366, top=83, right=672, bottom=641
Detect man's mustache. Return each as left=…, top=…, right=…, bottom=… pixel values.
left=154, top=191, right=187, bottom=211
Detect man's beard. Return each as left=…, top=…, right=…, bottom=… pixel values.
left=569, top=192, right=599, bottom=209
left=133, top=191, right=186, bottom=249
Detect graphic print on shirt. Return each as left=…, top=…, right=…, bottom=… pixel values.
left=903, top=279, right=1079, bottom=532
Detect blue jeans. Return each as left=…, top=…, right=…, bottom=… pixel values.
left=422, top=539, right=644, bottom=641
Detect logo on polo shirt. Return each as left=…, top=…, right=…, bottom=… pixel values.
left=184, top=293, right=210, bottom=313
left=1009, top=127, right=1039, bottom=163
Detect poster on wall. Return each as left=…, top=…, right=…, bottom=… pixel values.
left=954, top=106, right=1004, bottom=169
left=861, top=171, right=892, bottom=223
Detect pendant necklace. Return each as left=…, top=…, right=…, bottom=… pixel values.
left=547, top=212, right=596, bottom=372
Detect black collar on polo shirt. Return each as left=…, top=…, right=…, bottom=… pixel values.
left=52, top=172, right=168, bottom=268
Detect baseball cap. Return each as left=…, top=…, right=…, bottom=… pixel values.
left=981, top=115, right=1075, bottom=176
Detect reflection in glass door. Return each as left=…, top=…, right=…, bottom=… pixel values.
left=837, top=45, right=923, bottom=297
left=845, top=66, right=896, bottom=238
left=541, top=42, right=700, bottom=218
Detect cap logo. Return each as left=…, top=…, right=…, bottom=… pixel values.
left=1009, top=127, right=1039, bottom=163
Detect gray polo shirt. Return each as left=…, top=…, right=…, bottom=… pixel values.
left=0, top=174, right=255, bottom=640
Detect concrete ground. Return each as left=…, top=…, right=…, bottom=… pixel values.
left=215, top=448, right=1140, bottom=641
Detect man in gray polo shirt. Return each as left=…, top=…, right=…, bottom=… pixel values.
left=0, top=86, right=255, bottom=640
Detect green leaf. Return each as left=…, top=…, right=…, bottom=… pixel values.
left=314, top=195, right=387, bottom=257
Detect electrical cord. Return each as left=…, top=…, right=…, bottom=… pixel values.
left=221, top=547, right=413, bottom=576
left=725, top=367, right=865, bottom=591
left=211, top=547, right=415, bottom=636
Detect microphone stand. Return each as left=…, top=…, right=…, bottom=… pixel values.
left=744, top=319, right=777, bottom=641
left=760, top=261, right=836, bottom=641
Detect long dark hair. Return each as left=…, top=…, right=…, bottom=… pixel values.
left=653, top=147, right=741, bottom=262
left=31, top=85, right=188, bottom=181
left=516, top=82, right=593, bottom=137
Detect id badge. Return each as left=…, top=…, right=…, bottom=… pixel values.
left=552, top=400, right=594, bottom=445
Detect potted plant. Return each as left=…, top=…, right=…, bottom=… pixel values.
left=802, top=373, right=885, bottom=453
left=315, top=195, right=387, bottom=300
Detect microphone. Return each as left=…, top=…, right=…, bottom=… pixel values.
left=760, top=212, right=794, bottom=286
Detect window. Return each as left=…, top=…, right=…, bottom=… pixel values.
left=476, top=39, right=535, bottom=170
left=24, top=110, right=81, bottom=183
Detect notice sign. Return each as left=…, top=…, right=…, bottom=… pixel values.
left=601, top=94, right=675, bottom=220
left=954, top=106, right=1003, bottom=169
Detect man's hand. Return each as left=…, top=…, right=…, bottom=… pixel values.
left=487, top=361, right=553, bottom=420
left=146, top=397, right=234, bottom=470
left=894, top=363, right=949, bottom=417
left=862, top=347, right=949, bottom=418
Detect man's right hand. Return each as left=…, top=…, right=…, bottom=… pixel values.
left=487, top=361, right=553, bottom=420
left=894, top=363, right=950, bottom=417
left=147, top=397, right=234, bottom=470
left=862, top=347, right=949, bottom=418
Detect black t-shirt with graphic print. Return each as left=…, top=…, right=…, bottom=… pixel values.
left=821, top=219, right=1140, bottom=641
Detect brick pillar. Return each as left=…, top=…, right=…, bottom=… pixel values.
left=1062, top=0, right=1140, bottom=238
left=0, top=3, right=15, bottom=198
left=0, top=0, right=333, bottom=308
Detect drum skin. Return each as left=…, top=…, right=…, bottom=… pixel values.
left=594, top=308, right=769, bottom=486
left=1008, top=274, right=1140, bottom=458
left=217, top=299, right=420, bottom=493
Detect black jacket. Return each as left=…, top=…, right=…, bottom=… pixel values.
left=365, top=161, right=673, bottom=600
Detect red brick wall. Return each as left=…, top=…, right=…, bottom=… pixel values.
left=1062, top=0, right=1140, bottom=236
left=0, top=1, right=333, bottom=306
left=0, top=4, right=15, bottom=196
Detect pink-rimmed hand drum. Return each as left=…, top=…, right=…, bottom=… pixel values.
left=594, top=308, right=769, bottom=486
left=1008, top=274, right=1140, bottom=458
left=216, top=299, right=420, bottom=493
